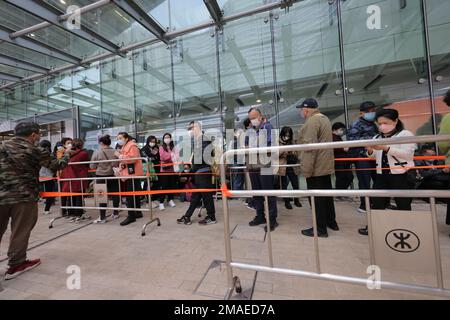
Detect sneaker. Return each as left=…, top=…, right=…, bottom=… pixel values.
left=249, top=217, right=266, bottom=227
left=168, top=200, right=176, bottom=208
left=152, top=201, right=159, bottom=209
left=357, top=207, right=367, bottom=214
left=199, top=216, right=217, bottom=225
left=5, top=259, right=41, bottom=280
left=245, top=202, right=256, bottom=211
left=43, top=211, right=50, bottom=215
left=358, top=226, right=369, bottom=236
left=93, top=217, right=106, bottom=224
left=68, top=216, right=77, bottom=223
left=177, top=215, right=192, bottom=225
left=159, top=203, right=165, bottom=211
left=110, top=213, right=120, bottom=220
left=75, top=214, right=91, bottom=222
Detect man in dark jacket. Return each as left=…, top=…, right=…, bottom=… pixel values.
left=0, top=122, right=71, bottom=280
left=347, top=101, right=378, bottom=213
left=177, top=121, right=216, bottom=225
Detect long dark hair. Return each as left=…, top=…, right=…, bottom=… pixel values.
left=280, top=126, right=293, bottom=143
left=162, top=133, right=174, bottom=152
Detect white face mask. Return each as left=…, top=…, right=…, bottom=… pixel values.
left=334, top=130, right=345, bottom=137
left=250, top=118, right=260, bottom=127
left=184, top=169, right=190, bottom=173
left=66, top=143, right=72, bottom=149
left=116, top=140, right=125, bottom=146
left=149, top=142, right=155, bottom=147
left=164, top=138, right=171, bottom=144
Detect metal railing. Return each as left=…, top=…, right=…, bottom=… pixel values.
left=219, top=134, right=450, bottom=299
left=48, top=157, right=161, bottom=235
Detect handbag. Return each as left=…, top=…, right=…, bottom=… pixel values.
left=392, top=155, right=423, bottom=188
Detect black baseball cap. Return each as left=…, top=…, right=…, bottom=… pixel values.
left=360, top=101, right=376, bottom=112
left=296, top=98, right=318, bottom=109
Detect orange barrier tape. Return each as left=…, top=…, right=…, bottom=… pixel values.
left=40, top=188, right=221, bottom=198
left=335, top=156, right=446, bottom=162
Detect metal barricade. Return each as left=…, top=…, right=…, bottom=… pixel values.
left=220, top=134, right=450, bottom=299
left=48, top=157, right=161, bottom=235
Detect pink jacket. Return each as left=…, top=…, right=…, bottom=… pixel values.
left=159, top=145, right=180, bottom=172
left=119, top=141, right=144, bottom=177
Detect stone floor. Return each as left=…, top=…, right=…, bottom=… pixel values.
left=0, top=196, right=449, bottom=300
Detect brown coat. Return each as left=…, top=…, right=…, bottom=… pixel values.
left=295, top=110, right=334, bottom=178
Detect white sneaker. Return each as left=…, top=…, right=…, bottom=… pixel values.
left=152, top=201, right=160, bottom=209
left=357, top=208, right=367, bottom=214
left=110, top=213, right=120, bottom=220
left=43, top=211, right=50, bottom=215
left=168, top=200, right=176, bottom=208
left=93, top=217, right=106, bottom=224
left=159, top=203, right=165, bottom=211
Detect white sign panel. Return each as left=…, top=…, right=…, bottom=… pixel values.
left=370, top=210, right=437, bottom=274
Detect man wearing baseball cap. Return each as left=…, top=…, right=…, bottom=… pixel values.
left=295, top=98, right=338, bottom=238
left=347, top=101, right=378, bottom=214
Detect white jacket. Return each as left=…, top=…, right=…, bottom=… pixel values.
left=367, top=130, right=416, bottom=174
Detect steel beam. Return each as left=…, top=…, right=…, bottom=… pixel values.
left=5, top=0, right=124, bottom=56
left=0, top=53, right=49, bottom=74
left=111, top=0, right=167, bottom=43
left=0, top=27, right=81, bottom=65
left=203, top=0, right=223, bottom=26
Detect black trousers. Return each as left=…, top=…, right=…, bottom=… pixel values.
left=355, top=160, right=376, bottom=210
left=370, top=173, right=412, bottom=210
left=143, top=177, right=163, bottom=203
left=96, top=175, right=120, bottom=219
left=125, top=178, right=141, bottom=218
left=159, top=174, right=177, bottom=201
left=335, top=161, right=354, bottom=190
left=61, top=196, right=83, bottom=217
left=42, top=180, right=55, bottom=211
left=249, top=171, right=277, bottom=222
left=185, top=173, right=215, bottom=219
left=306, top=175, right=336, bottom=232
left=281, top=168, right=300, bottom=202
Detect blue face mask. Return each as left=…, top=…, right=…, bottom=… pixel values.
left=116, top=139, right=125, bottom=146
left=363, top=112, right=376, bottom=122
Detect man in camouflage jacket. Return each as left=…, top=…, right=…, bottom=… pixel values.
left=0, top=122, right=71, bottom=280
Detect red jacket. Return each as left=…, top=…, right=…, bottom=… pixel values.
left=60, top=149, right=90, bottom=193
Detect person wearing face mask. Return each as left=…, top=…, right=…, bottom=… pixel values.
left=0, top=122, right=72, bottom=280
left=177, top=120, right=217, bottom=225
left=347, top=101, right=379, bottom=214
left=115, top=132, right=144, bottom=226
left=158, top=133, right=179, bottom=211
left=90, top=135, right=120, bottom=223
left=60, top=138, right=90, bottom=222
left=278, top=126, right=302, bottom=209
left=246, top=107, right=278, bottom=232
left=358, top=108, right=416, bottom=236
left=332, top=122, right=354, bottom=192
left=295, top=99, right=338, bottom=238
left=141, top=135, right=162, bottom=208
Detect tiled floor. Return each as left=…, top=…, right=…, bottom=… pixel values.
left=1, top=197, right=449, bottom=300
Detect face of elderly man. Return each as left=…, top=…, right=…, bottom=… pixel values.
left=248, top=109, right=263, bottom=128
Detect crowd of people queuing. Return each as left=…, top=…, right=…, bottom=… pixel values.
left=1, top=90, right=450, bottom=280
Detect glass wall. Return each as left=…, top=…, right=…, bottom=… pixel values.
left=1, top=0, right=448, bottom=143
